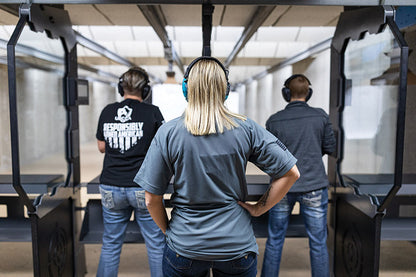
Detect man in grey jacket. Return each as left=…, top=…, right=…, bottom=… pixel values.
left=261, top=74, right=336, bottom=277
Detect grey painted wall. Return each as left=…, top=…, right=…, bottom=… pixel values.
left=0, top=65, right=115, bottom=175
left=16, top=68, right=66, bottom=168
left=0, top=65, right=11, bottom=173
left=0, top=67, right=66, bottom=174
left=243, top=50, right=331, bottom=127
left=79, top=82, right=117, bottom=144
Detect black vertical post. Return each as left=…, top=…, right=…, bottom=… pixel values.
left=202, top=3, right=214, bottom=57
left=63, top=42, right=80, bottom=188
left=63, top=39, right=87, bottom=277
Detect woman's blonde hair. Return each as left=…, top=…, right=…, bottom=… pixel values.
left=184, top=59, right=246, bottom=136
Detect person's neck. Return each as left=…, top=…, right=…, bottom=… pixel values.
left=290, top=98, right=306, bottom=102
left=124, top=94, right=142, bottom=102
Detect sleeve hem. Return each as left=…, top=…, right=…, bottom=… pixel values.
left=270, top=156, right=297, bottom=179
left=134, top=176, right=165, bottom=195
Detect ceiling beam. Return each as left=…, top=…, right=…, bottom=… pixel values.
left=202, top=3, right=214, bottom=56
left=75, top=30, right=134, bottom=67
left=75, top=30, right=163, bottom=82
left=239, top=37, right=331, bottom=86
left=224, top=6, right=275, bottom=67
left=0, top=4, right=19, bottom=16
left=0, top=56, right=116, bottom=86
left=1, top=1, right=415, bottom=5
left=0, top=38, right=119, bottom=80
left=0, top=4, right=164, bottom=82
left=138, top=4, right=185, bottom=74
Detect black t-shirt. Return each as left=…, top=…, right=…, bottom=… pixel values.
left=96, top=99, right=164, bottom=187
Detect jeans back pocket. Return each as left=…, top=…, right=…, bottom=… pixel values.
left=99, top=186, right=115, bottom=209
left=135, top=190, right=146, bottom=209
left=164, top=246, right=192, bottom=270
left=231, top=252, right=256, bottom=270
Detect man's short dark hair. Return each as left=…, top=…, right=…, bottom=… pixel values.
left=288, top=75, right=310, bottom=99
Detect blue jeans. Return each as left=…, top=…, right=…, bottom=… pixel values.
left=261, top=188, right=329, bottom=277
left=163, top=245, right=257, bottom=277
left=97, top=184, right=166, bottom=277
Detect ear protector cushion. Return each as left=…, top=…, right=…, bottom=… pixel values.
left=118, top=78, right=124, bottom=97
left=182, top=80, right=188, bottom=100
left=281, top=86, right=291, bottom=102
left=182, top=56, right=230, bottom=101
left=141, top=83, right=151, bottom=100
left=118, top=68, right=152, bottom=100
left=281, top=74, right=313, bottom=102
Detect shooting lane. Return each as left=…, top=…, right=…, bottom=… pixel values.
left=328, top=6, right=416, bottom=277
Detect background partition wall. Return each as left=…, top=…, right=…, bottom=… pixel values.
left=342, top=27, right=399, bottom=177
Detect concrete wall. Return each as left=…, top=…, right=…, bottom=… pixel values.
left=236, top=85, right=246, bottom=116
left=245, top=81, right=258, bottom=121
left=0, top=65, right=11, bottom=173
left=242, top=50, right=331, bottom=127
left=79, top=82, right=117, bottom=144
left=290, top=51, right=331, bottom=114
left=0, top=66, right=66, bottom=174
left=0, top=65, right=115, bottom=175
left=271, top=66, right=293, bottom=117
left=16, top=69, right=66, bottom=168
left=256, top=74, right=273, bottom=127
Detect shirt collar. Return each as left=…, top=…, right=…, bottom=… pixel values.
left=285, top=101, right=308, bottom=109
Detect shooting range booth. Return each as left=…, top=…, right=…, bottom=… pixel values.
left=327, top=6, right=416, bottom=277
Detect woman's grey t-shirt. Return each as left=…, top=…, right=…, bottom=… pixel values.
left=134, top=117, right=297, bottom=261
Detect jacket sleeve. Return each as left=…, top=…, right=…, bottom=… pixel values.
left=322, top=118, right=336, bottom=155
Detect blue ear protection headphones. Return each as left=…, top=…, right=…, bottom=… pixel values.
left=182, top=56, right=230, bottom=101
left=282, top=74, right=313, bottom=102
left=118, top=67, right=151, bottom=100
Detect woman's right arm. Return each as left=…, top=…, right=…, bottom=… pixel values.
left=238, top=165, right=300, bottom=217
left=145, top=191, right=168, bottom=234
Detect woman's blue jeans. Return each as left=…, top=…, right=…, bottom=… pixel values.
left=163, top=245, right=257, bottom=277
left=261, top=188, right=329, bottom=277
left=97, top=184, right=166, bottom=277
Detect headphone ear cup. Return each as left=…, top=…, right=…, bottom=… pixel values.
left=142, top=85, right=151, bottom=100
left=305, top=88, right=313, bottom=102
left=118, top=81, right=124, bottom=97
left=281, top=87, right=291, bottom=102
left=182, top=78, right=188, bottom=101
left=225, top=82, right=230, bottom=100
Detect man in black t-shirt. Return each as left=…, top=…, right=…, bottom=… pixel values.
left=96, top=67, right=165, bottom=277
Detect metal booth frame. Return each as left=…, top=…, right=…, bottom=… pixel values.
left=328, top=6, right=409, bottom=277
left=7, top=4, right=86, bottom=276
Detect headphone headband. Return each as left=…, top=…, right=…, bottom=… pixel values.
left=182, top=56, right=230, bottom=101
left=183, top=56, right=229, bottom=79
left=284, top=74, right=311, bottom=87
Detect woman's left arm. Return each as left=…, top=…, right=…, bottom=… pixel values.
left=238, top=165, right=300, bottom=217
left=145, top=191, right=168, bottom=234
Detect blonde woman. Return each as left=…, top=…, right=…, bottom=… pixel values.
left=134, top=57, right=299, bottom=277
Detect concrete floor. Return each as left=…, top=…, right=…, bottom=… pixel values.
left=0, top=239, right=416, bottom=276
